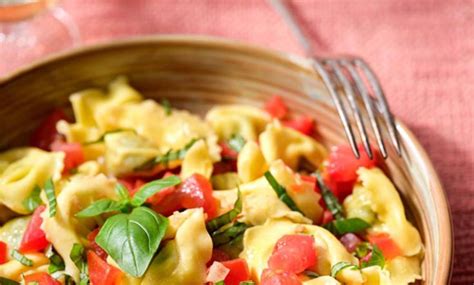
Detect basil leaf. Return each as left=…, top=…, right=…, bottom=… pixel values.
left=323, top=218, right=371, bottom=235
left=264, top=171, right=302, bottom=214
left=48, top=252, right=65, bottom=274
left=239, top=282, right=256, bottom=285
left=228, top=134, right=246, bottom=153
left=161, top=99, right=172, bottom=116
left=23, top=185, right=43, bottom=212
left=75, top=199, right=125, bottom=218
left=330, top=261, right=358, bottom=277
left=131, top=175, right=181, bottom=207
left=215, top=281, right=225, bottom=285
left=136, top=138, right=199, bottom=170
left=315, top=172, right=343, bottom=220
left=69, top=243, right=89, bottom=285
left=0, top=277, right=20, bottom=285
left=361, top=245, right=385, bottom=268
left=10, top=249, right=33, bottom=267
left=207, top=190, right=242, bottom=232
left=44, top=178, right=57, bottom=217
left=95, top=207, right=168, bottom=277
left=116, top=183, right=131, bottom=201
left=83, top=129, right=134, bottom=145
left=355, top=242, right=371, bottom=259
left=303, top=270, right=320, bottom=278
left=212, top=222, right=249, bottom=247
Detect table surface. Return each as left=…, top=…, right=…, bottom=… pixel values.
left=9, top=0, right=474, bottom=283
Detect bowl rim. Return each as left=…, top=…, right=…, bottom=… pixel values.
left=0, top=35, right=453, bottom=283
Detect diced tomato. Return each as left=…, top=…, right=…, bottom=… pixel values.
left=220, top=142, right=239, bottom=160
left=50, top=140, right=85, bottom=173
left=206, top=261, right=230, bottom=283
left=261, top=268, right=302, bottom=285
left=320, top=210, right=333, bottom=225
left=0, top=241, right=7, bottom=264
left=221, top=259, right=250, bottom=285
left=283, top=116, right=315, bottom=136
left=19, top=205, right=49, bottom=253
left=207, top=249, right=231, bottom=266
left=23, top=272, right=61, bottom=285
left=212, top=160, right=237, bottom=175
left=367, top=233, right=402, bottom=260
left=145, top=172, right=175, bottom=205
left=87, top=228, right=107, bottom=260
left=300, top=175, right=316, bottom=185
left=30, top=109, right=69, bottom=151
left=265, top=95, right=288, bottom=119
left=268, top=235, right=316, bottom=274
left=88, top=250, right=122, bottom=285
left=179, top=174, right=218, bottom=219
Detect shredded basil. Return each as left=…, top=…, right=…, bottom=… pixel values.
left=227, top=134, right=246, bottom=153
left=131, top=175, right=181, bottom=207
left=207, top=190, right=242, bottom=233
left=83, top=129, right=134, bottom=145
left=44, top=178, right=57, bottom=217
left=0, top=277, right=20, bottom=285
left=315, top=171, right=343, bottom=220
left=10, top=249, right=33, bottom=267
left=69, top=243, right=89, bottom=285
left=239, top=282, right=255, bottom=285
left=264, top=171, right=302, bottom=214
left=323, top=217, right=371, bottom=235
left=215, top=281, right=225, bottom=285
left=75, top=199, right=124, bottom=218
left=361, top=245, right=385, bottom=268
left=212, top=222, right=249, bottom=247
left=355, top=242, right=371, bottom=259
left=23, top=185, right=43, bottom=212
left=330, top=261, right=358, bottom=277
left=136, top=138, right=199, bottom=170
left=303, top=270, right=320, bottom=278
left=161, top=99, right=172, bottom=116
left=48, top=251, right=65, bottom=274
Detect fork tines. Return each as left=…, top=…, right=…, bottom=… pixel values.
left=311, top=58, right=401, bottom=159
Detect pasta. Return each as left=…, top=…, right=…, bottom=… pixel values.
left=0, top=78, right=423, bottom=285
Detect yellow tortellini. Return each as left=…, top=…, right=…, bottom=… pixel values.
left=206, top=104, right=271, bottom=141
left=141, top=208, right=212, bottom=285
left=237, top=141, right=268, bottom=183
left=304, top=276, right=341, bottom=285
left=180, top=139, right=213, bottom=179
left=0, top=147, right=64, bottom=214
left=385, top=256, right=421, bottom=284
left=259, top=120, right=327, bottom=170
left=42, top=174, right=117, bottom=281
left=0, top=253, right=48, bottom=281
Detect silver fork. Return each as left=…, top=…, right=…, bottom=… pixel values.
left=269, top=0, right=401, bottom=159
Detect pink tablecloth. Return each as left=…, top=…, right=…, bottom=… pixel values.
left=15, top=0, right=474, bottom=282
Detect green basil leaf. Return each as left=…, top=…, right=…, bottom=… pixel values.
left=315, top=171, right=344, bottom=220
left=323, top=218, right=371, bottom=235
left=212, top=222, right=249, bottom=247
left=355, top=242, right=371, bottom=259
left=227, top=134, right=246, bottom=153
left=361, top=245, right=385, bottom=268
left=206, top=189, right=242, bottom=232
left=83, top=129, right=134, bottom=145
left=215, top=281, right=225, bottom=285
left=136, top=138, right=199, bottom=170
left=23, top=185, right=43, bottom=212
left=75, top=199, right=125, bottom=218
left=264, top=171, right=302, bottom=214
left=69, top=243, right=89, bottom=284
left=48, top=252, right=65, bottom=274
left=116, top=183, right=131, bottom=201
left=95, top=207, right=168, bottom=277
left=131, top=175, right=181, bottom=207
left=303, top=270, right=320, bottom=278
left=10, top=249, right=33, bottom=267
left=44, top=178, right=57, bottom=217
left=161, top=99, right=172, bottom=116
left=330, top=261, right=358, bottom=277
left=0, top=277, right=20, bottom=285
left=239, top=282, right=256, bottom=285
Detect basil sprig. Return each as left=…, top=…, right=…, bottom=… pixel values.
left=75, top=176, right=181, bottom=218
left=70, top=243, right=89, bottom=285
left=212, top=222, right=249, bottom=247
left=206, top=190, right=242, bottom=233
left=23, top=185, right=42, bottom=212
left=136, top=138, right=199, bottom=170
left=10, top=249, right=33, bottom=267
left=315, top=172, right=343, bottom=220
left=227, top=134, right=246, bottom=153
left=331, top=244, right=385, bottom=278
left=96, top=207, right=168, bottom=277
left=264, top=171, right=302, bottom=214
left=330, top=261, right=358, bottom=277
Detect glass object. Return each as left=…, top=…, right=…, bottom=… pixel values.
left=0, top=0, right=80, bottom=75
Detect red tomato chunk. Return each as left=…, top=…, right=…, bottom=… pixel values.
left=0, top=241, right=7, bottom=264
left=221, top=258, right=251, bottom=285
left=23, top=272, right=61, bottom=285
left=261, top=268, right=302, bottom=285
left=265, top=95, right=288, bottom=119
left=283, top=116, right=315, bottom=136
left=367, top=233, right=402, bottom=260
left=88, top=250, right=122, bottom=285
left=30, top=109, right=69, bottom=151
left=50, top=140, right=85, bottom=173
left=19, top=205, right=49, bottom=253
left=268, top=234, right=316, bottom=274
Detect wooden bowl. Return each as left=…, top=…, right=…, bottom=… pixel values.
left=0, top=36, right=452, bottom=284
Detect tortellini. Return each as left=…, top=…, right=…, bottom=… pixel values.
left=0, top=215, right=30, bottom=251
left=180, top=140, right=213, bottom=179
left=237, top=141, right=268, bottom=183
left=0, top=253, right=48, bottom=281
left=0, top=147, right=64, bottom=214
left=42, top=174, right=117, bottom=281
left=385, top=256, right=421, bottom=284
left=142, top=208, right=212, bottom=284
left=206, top=104, right=271, bottom=141
left=259, top=120, right=327, bottom=170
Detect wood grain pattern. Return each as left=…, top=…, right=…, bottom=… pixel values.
left=0, top=36, right=452, bottom=284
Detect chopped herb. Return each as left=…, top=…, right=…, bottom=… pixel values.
left=44, top=178, right=57, bottom=217
left=23, top=185, right=42, bottom=212
left=48, top=252, right=65, bottom=274
left=323, top=217, right=371, bottom=235
left=136, top=138, right=199, bottom=170
left=83, top=129, right=134, bottom=145
left=75, top=199, right=124, bottom=218
left=215, top=281, right=225, bottom=285
left=161, top=99, right=172, bottom=116
left=264, top=171, right=302, bottom=214
left=355, top=242, right=371, bottom=259
left=69, top=243, right=89, bottom=285
left=212, top=222, right=249, bottom=247
left=303, top=270, right=320, bottom=278
left=0, top=277, right=20, bottom=285
left=315, top=171, right=343, bottom=220
left=227, top=134, right=246, bottom=153
left=10, top=249, right=33, bottom=267
left=330, top=261, right=358, bottom=277
left=207, top=190, right=242, bottom=233
left=131, top=175, right=181, bottom=207
left=361, top=245, right=385, bottom=268
left=239, top=282, right=255, bottom=285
